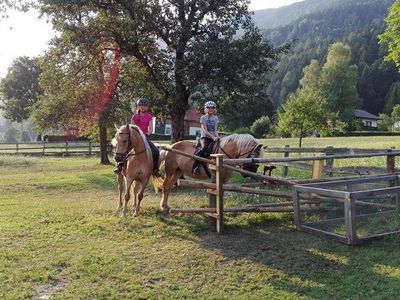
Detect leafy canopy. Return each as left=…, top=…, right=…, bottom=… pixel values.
left=379, top=1, right=400, bottom=70
left=0, top=56, right=42, bottom=122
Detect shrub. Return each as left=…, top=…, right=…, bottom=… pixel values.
left=250, top=116, right=271, bottom=138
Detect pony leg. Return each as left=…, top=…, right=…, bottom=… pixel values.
left=132, top=181, right=141, bottom=216
left=122, top=176, right=134, bottom=217
left=160, top=170, right=182, bottom=213
left=116, top=173, right=124, bottom=211
left=133, top=178, right=150, bottom=217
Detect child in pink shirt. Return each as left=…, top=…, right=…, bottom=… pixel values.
left=131, top=97, right=154, bottom=135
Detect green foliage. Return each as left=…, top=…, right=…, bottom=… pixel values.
left=391, top=104, right=400, bottom=123
left=352, top=119, right=365, bottom=131
left=250, top=116, right=271, bottom=138
left=262, top=0, right=399, bottom=115
left=320, top=118, right=348, bottom=137
left=2, top=126, right=20, bottom=143
left=378, top=113, right=393, bottom=131
left=277, top=89, right=329, bottom=147
left=383, top=81, right=400, bottom=113
left=20, top=131, right=31, bottom=142
left=0, top=56, right=42, bottom=122
left=35, top=0, right=288, bottom=142
left=379, top=1, right=400, bottom=69
left=233, top=127, right=253, bottom=134
left=320, top=43, right=361, bottom=124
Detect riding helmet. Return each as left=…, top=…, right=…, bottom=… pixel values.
left=137, top=96, right=150, bottom=106
left=204, top=101, right=216, bottom=108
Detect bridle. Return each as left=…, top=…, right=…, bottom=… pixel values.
left=217, top=142, right=260, bottom=174
left=114, top=125, right=147, bottom=163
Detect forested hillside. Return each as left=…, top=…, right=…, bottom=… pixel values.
left=252, top=0, right=336, bottom=30
left=256, top=0, right=400, bottom=115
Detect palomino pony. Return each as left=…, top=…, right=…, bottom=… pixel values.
left=159, top=134, right=263, bottom=213
left=112, top=124, right=163, bottom=216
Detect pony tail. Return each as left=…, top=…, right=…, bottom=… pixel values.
left=152, top=175, right=164, bottom=193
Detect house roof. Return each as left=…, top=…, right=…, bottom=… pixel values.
left=354, top=109, right=379, bottom=120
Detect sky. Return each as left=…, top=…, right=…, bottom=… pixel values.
left=0, top=0, right=304, bottom=78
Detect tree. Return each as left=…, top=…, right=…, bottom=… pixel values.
left=34, top=0, right=288, bottom=143
left=320, top=43, right=361, bottom=124
left=378, top=113, right=394, bottom=131
left=2, top=126, right=20, bottom=143
left=299, top=59, right=321, bottom=91
left=379, top=1, right=400, bottom=70
left=0, top=56, right=42, bottom=122
left=250, top=116, right=271, bottom=138
left=277, top=89, right=329, bottom=147
left=391, top=104, right=400, bottom=128
left=31, top=40, right=123, bottom=164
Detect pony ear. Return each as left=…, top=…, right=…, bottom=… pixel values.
left=126, top=124, right=130, bottom=130
left=263, top=145, right=268, bottom=150
left=256, top=144, right=263, bottom=151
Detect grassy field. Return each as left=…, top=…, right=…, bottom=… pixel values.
left=1, top=136, right=400, bottom=299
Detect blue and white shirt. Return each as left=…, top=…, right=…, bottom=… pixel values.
left=200, top=114, right=219, bottom=138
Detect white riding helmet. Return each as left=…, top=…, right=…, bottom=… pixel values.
left=204, top=101, right=216, bottom=108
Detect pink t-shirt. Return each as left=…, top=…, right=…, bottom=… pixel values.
left=131, top=113, right=153, bottom=135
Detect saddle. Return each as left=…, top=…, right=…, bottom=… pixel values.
left=148, top=140, right=160, bottom=175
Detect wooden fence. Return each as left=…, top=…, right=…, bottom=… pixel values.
left=265, top=146, right=397, bottom=177
left=0, top=141, right=107, bottom=156
left=161, top=146, right=400, bottom=234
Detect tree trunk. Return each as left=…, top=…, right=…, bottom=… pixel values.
left=99, top=123, right=110, bottom=164
left=171, top=113, right=185, bottom=143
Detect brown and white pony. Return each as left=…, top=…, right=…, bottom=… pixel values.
left=159, top=134, right=263, bottom=213
left=112, top=124, right=162, bottom=217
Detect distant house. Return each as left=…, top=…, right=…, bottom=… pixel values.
left=154, top=107, right=202, bottom=136
left=354, top=109, right=379, bottom=130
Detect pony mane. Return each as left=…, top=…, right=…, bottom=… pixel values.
left=220, top=134, right=262, bottom=157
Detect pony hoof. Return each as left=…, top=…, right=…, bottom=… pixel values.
left=120, top=211, right=127, bottom=218
left=161, top=210, right=170, bottom=217
left=133, top=211, right=139, bottom=217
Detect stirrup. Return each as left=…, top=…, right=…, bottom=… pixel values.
left=192, top=166, right=200, bottom=176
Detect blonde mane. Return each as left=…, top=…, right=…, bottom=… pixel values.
left=220, top=134, right=263, bottom=158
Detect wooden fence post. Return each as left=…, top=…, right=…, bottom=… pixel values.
left=325, top=146, right=334, bottom=177
left=88, top=141, right=92, bottom=155
left=42, top=141, right=46, bottom=156
left=312, top=159, right=324, bottom=180
left=282, top=145, right=290, bottom=177
left=386, top=149, right=395, bottom=174
left=214, top=154, right=224, bottom=234
left=16, top=143, right=19, bottom=155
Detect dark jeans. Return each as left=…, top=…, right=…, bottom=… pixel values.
left=192, top=137, right=213, bottom=175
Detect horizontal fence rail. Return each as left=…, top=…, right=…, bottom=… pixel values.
left=0, top=141, right=107, bottom=156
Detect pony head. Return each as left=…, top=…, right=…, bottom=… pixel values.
left=220, top=134, right=263, bottom=175
left=112, top=124, right=131, bottom=163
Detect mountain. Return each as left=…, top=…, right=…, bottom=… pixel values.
left=252, top=0, right=337, bottom=30
left=254, top=0, right=400, bottom=115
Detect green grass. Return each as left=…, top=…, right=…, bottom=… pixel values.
left=1, top=137, right=400, bottom=299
